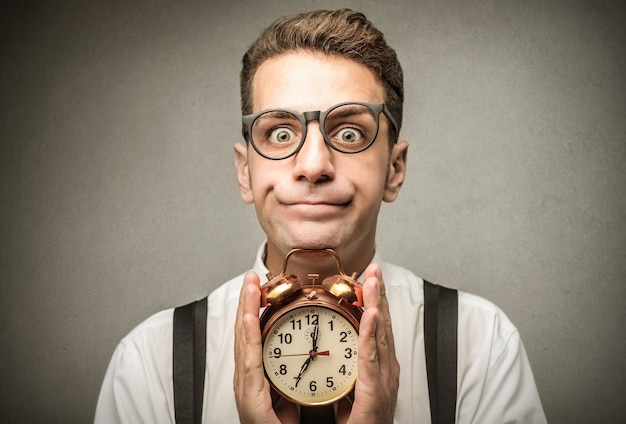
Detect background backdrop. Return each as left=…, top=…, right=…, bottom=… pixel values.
left=1, top=0, right=625, bottom=422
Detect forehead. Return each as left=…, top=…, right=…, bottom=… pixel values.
left=251, top=51, right=385, bottom=113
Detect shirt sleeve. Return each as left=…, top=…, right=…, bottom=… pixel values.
left=94, top=312, right=175, bottom=424
left=469, top=331, right=547, bottom=424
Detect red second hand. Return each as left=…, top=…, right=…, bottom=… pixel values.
left=279, top=350, right=330, bottom=358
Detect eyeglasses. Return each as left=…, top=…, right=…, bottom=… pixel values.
left=242, top=102, right=398, bottom=160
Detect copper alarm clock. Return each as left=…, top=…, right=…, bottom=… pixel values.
left=259, top=248, right=363, bottom=406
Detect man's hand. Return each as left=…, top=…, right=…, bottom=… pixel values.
left=338, top=264, right=401, bottom=424
left=233, top=271, right=298, bottom=424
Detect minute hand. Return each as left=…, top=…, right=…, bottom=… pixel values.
left=312, top=323, right=319, bottom=352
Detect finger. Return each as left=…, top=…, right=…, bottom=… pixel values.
left=234, top=272, right=262, bottom=392
left=242, top=312, right=265, bottom=390
left=234, top=274, right=247, bottom=390
left=364, top=264, right=397, bottom=356
left=240, top=271, right=262, bottom=368
left=235, top=272, right=259, bottom=366
left=359, top=304, right=380, bottom=368
left=361, top=266, right=381, bottom=363
left=243, top=272, right=262, bottom=325
left=234, top=273, right=247, bottom=354
left=362, top=265, right=399, bottom=385
left=361, top=275, right=387, bottom=378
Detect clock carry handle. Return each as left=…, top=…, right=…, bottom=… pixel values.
left=260, top=248, right=363, bottom=307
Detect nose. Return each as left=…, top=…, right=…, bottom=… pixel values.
left=291, top=121, right=335, bottom=182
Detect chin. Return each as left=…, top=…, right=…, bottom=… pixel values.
left=280, top=235, right=338, bottom=253
left=274, top=223, right=354, bottom=254
left=289, top=240, right=336, bottom=251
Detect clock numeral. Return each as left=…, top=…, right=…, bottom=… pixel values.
left=305, top=314, right=319, bottom=325
left=269, top=347, right=282, bottom=358
left=344, top=348, right=353, bottom=359
left=326, top=376, right=334, bottom=388
left=309, top=380, right=317, bottom=392
left=278, top=333, right=292, bottom=344
left=290, top=319, right=301, bottom=330
left=279, top=364, right=287, bottom=375
left=339, top=364, right=346, bottom=375
left=328, top=320, right=334, bottom=331
left=339, top=331, right=349, bottom=342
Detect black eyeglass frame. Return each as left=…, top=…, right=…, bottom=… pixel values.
left=241, top=101, right=398, bottom=160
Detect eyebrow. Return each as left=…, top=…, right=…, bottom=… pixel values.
left=326, top=105, right=374, bottom=120
left=256, top=111, right=300, bottom=120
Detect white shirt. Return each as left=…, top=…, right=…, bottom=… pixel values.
left=95, top=247, right=546, bottom=423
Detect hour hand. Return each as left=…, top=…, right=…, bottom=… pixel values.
left=294, top=357, right=312, bottom=387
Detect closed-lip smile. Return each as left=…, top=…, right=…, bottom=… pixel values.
left=281, top=199, right=350, bottom=218
left=289, top=200, right=347, bottom=206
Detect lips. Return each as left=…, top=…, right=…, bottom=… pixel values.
left=276, top=190, right=352, bottom=207
left=277, top=195, right=351, bottom=220
left=273, top=185, right=354, bottom=220
left=285, top=199, right=349, bottom=206
left=284, top=203, right=347, bottom=220
left=279, top=197, right=352, bottom=211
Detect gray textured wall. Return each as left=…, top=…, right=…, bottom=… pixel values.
left=1, top=1, right=624, bottom=422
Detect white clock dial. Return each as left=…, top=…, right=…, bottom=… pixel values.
left=262, top=304, right=359, bottom=405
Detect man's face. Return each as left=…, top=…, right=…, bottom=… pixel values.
left=235, top=52, right=407, bottom=264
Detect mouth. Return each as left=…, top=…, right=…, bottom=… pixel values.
left=282, top=200, right=350, bottom=219
left=289, top=200, right=349, bottom=206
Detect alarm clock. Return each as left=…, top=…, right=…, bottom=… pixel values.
left=259, top=248, right=364, bottom=406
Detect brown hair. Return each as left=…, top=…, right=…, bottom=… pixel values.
left=240, top=9, right=404, bottom=141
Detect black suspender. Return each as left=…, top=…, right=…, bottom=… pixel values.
left=173, top=282, right=458, bottom=424
left=424, top=281, right=458, bottom=424
left=173, top=296, right=207, bottom=424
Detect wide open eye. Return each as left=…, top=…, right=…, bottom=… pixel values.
left=335, top=127, right=364, bottom=144
left=324, top=104, right=377, bottom=151
left=270, top=127, right=297, bottom=144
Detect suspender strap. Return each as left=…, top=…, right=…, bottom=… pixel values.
left=173, top=297, right=208, bottom=424
left=424, top=281, right=458, bottom=424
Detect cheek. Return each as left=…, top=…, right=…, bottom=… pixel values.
left=349, top=155, right=390, bottom=196
left=247, top=160, right=277, bottom=197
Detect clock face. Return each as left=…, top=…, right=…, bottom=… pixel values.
left=262, top=304, right=359, bottom=405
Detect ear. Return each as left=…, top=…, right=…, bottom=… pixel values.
left=234, top=143, right=254, bottom=204
left=383, top=140, right=409, bottom=202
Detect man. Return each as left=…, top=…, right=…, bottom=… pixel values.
left=95, top=9, right=546, bottom=423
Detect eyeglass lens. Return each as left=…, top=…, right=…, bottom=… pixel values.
left=249, top=103, right=379, bottom=159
